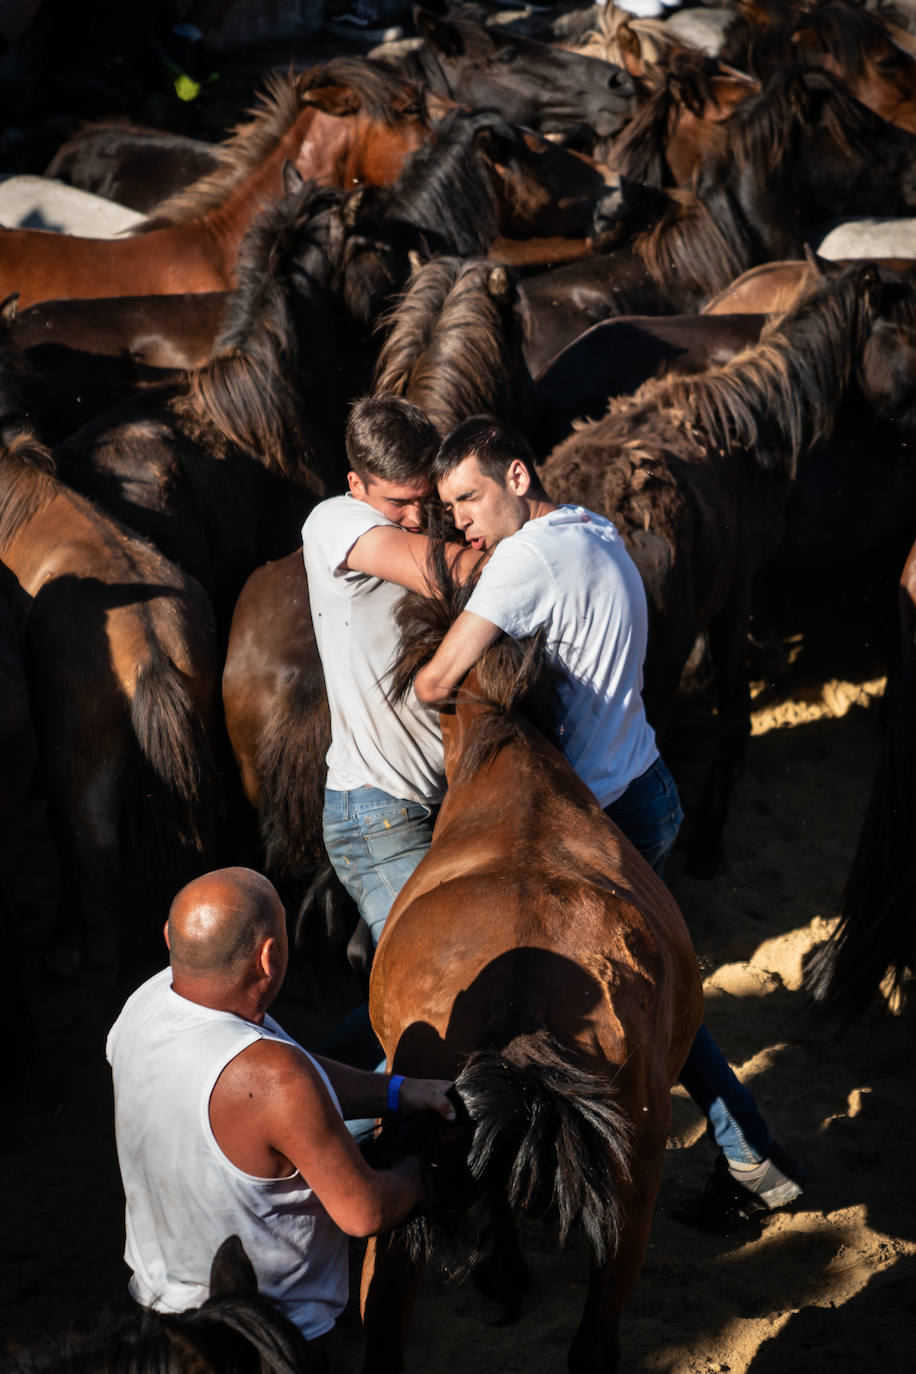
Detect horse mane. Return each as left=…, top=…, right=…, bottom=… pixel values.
left=373, top=257, right=519, bottom=436
left=790, top=0, right=902, bottom=79
left=593, top=263, right=885, bottom=475
left=366, top=108, right=502, bottom=257
left=634, top=184, right=752, bottom=302
left=704, top=64, right=895, bottom=186
left=138, top=59, right=419, bottom=230
left=184, top=182, right=342, bottom=486
left=0, top=430, right=58, bottom=547
left=608, top=49, right=742, bottom=186
left=388, top=539, right=559, bottom=784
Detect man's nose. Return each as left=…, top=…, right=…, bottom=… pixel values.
left=403, top=502, right=423, bottom=527
left=454, top=507, right=470, bottom=529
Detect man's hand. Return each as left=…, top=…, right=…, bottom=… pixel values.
left=398, top=1077, right=456, bottom=1122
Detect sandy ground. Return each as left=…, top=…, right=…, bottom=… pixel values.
left=2, top=575, right=914, bottom=1373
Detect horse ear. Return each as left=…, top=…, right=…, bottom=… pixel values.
left=281, top=159, right=306, bottom=198
left=301, top=82, right=361, bottom=117
left=209, top=1235, right=258, bottom=1298
left=408, top=248, right=425, bottom=277
left=857, top=261, right=884, bottom=315
left=414, top=8, right=466, bottom=58
left=802, top=243, right=835, bottom=280
left=615, top=22, right=647, bottom=82
left=343, top=186, right=368, bottom=229
left=0, top=293, right=18, bottom=325
left=486, top=265, right=513, bottom=303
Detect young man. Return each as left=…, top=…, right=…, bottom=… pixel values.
left=412, top=415, right=805, bottom=1230
left=106, top=867, right=455, bottom=1362
left=302, top=396, right=476, bottom=950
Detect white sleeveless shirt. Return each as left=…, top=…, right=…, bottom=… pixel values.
left=106, top=968, right=348, bottom=1338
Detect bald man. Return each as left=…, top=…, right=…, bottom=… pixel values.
left=106, top=867, right=454, bottom=1364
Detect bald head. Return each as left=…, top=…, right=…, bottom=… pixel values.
left=167, top=867, right=285, bottom=982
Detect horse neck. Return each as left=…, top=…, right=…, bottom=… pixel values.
left=200, top=108, right=321, bottom=273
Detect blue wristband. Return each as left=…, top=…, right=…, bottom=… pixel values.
left=387, top=1074, right=405, bottom=1113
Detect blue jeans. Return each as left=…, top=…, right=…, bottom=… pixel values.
left=322, top=786, right=438, bottom=947
left=605, top=757, right=770, bottom=1165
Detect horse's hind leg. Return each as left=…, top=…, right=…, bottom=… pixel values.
left=360, top=1231, right=424, bottom=1374
left=472, top=1191, right=531, bottom=1323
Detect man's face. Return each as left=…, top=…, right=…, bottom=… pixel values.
left=437, top=455, right=527, bottom=551
left=348, top=471, right=430, bottom=533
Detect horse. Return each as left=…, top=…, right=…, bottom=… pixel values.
left=4, top=1234, right=318, bottom=1373
left=398, top=5, right=634, bottom=151
left=606, top=47, right=760, bottom=188
left=537, top=262, right=916, bottom=876
left=0, top=371, right=218, bottom=979
left=516, top=66, right=916, bottom=374
left=729, top=0, right=916, bottom=134
left=0, top=60, right=433, bottom=309
left=372, top=255, right=536, bottom=439
left=534, top=311, right=765, bottom=453
left=804, top=535, right=916, bottom=1026
left=50, top=181, right=347, bottom=630
left=44, top=120, right=222, bottom=213
left=359, top=550, right=703, bottom=1374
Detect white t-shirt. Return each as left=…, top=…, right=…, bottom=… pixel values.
left=106, top=968, right=349, bottom=1338
left=464, top=505, right=658, bottom=807
left=302, top=494, right=444, bottom=803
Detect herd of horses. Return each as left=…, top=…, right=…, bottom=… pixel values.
left=4, top=1, right=916, bottom=1370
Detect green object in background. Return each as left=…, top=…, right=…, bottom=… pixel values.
left=173, top=71, right=202, bottom=102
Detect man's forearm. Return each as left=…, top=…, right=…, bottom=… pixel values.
left=312, top=1054, right=394, bottom=1119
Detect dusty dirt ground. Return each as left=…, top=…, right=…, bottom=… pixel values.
left=2, top=568, right=915, bottom=1373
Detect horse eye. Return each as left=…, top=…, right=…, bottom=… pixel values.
left=402, top=102, right=423, bottom=117
left=497, top=48, right=518, bottom=65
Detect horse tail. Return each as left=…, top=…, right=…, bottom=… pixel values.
left=383, top=1028, right=632, bottom=1269
left=805, top=650, right=916, bottom=1024
left=254, top=677, right=329, bottom=886
left=123, top=649, right=216, bottom=962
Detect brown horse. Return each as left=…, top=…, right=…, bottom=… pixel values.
left=538, top=263, right=916, bottom=876
left=0, top=410, right=217, bottom=977
left=360, top=559, right=702, bottom=1374
left=0, top=61, right=432, bottom=309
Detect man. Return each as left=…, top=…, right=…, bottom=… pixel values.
left=302, top=395, right=478, bottom=951
left=410, top=415, right=805, bottom=1231
left=106, top=866, right=455, bottom=1363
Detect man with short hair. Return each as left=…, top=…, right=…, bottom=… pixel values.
left=107, top=866, right=455, bottom=1364
left=302, top=395, right=478, bottom=950
left=411, top=415, right=805, bottom=1231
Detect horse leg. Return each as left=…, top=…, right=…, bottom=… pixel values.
left=566, top=1136, right=665, bottom=1374
left=685, top=591, right=752, bottom=877
left=360, top=1230, right=424, bottom=1374
left=472, top=1190, right=531, bottom=1323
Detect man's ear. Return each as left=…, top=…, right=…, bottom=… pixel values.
left=260, top=935, right=281, bottom=980
left=507, top=458, right=532, bottom=495
left=163, top=920, right=171, bottom=951
left=347, top=470, right=367, bottom=499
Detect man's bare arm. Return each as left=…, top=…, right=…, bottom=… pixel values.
left=346, top=527, right=482, bottom=594
left=311, top=1054, right=455, bottom=1123
left=414, top=611, right=503, bottom=705
left=212, top=1040, right=426, bottom=1238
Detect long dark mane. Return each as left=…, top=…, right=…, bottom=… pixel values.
left=181, top=182, right=342, bottom=488
left=388, top=539, right=558, bottom=783
left=373, top=257, right=524, bottom=436
left=608, top=50, right=754, bottom=187
left=138, top=59, right=422, bottom=230
left=634, top=184, right=754, bottom=303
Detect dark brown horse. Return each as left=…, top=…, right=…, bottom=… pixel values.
left=0, top=61, right=433, bottom=309
left=517, top=67, right=916, bottom=374
left=0, top=395, right=217, bottom=977
left=400, top=6, right=634, bottom=150
left=805, top=536, right=916, bottom=1025
left=45, top=120, right=221, bottom=213
left=360, top=556, right=703, bottom=1374
left=50, top=182, right=346, bottom=628
left=538, top=263, right=916, bottom=875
